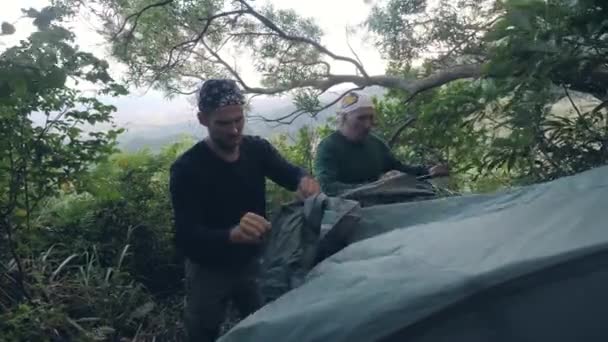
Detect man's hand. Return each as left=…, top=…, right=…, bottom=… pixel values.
left=297, top=175, right=321, bottom=200
left=428, top=164, right=449, bottom=177
left=380, top=170, right=402, bottom=181
left=229, top=212, right=271, bottom=244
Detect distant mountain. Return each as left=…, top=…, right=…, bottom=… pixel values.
left=117, top=86, right=388, bottom=152
left=115, top=86, right=602, bottom=154
left=117, top=120, right=203, bottom=152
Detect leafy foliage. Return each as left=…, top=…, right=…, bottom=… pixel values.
left=374, top=80, right=500, bottom=191
left=55, top=0, right=326, bottom=97
left=474, top=0, right=607, bottom=182
left=368, top=0, right=608, bottom=190
left=2, top=0, right=608, bottom=340
left=1, top=22, right=16, bottom=35
left=483, top=0, right=608, bottom=97
left=1, top=143, right=191, bottom=340
left=266, top=124, right=332, bottom=209
left=0, top=6, right=185, bottom=341
left=0, top=4, right=127, bottom=299
left=367, top=0, right=497, bottom=70
left=36, top=142, right=192, bottom=295
left=0, top=244, right=183, bottom=341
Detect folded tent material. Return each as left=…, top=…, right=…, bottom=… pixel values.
left=259, top=174, right=439, bottom=303
left=223, top=166, right=608, bottom=342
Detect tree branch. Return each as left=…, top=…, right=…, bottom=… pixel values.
left=229, top=31, right=279, bottom=38
left=2, top=146, right=30, bottom=301
left=157, top=10, right=248, bottom=77
left=165, top=85, right=198, bottom=95
left=388, top=91, right=425, bottom=147
left=389, top=116, right=417, bottom=147
left=113, top=0, right=174, bottom=40
left=236, top=0, right=370, bottom=79
left=200, top=39, right=251, bottom=90
left=238, top=64, right=484, bottom=95
left=345, top=28, right=366, bottom=76
left=248, top=86, right=363, bottom=125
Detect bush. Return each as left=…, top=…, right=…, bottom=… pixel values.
left=31, top=142, right=194, bottom=297
left=1, top=141, right=196, bottom=341
left=1, top=244, right=184, bottom=341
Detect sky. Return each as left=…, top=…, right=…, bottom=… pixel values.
left=2, top=0, right=386, bottom=130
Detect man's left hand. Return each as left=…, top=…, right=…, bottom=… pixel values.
left=428, top=164, right=450, bottom=177
left=297, top=176, right=321, bottom=200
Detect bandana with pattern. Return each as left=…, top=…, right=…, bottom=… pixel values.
left=197, top=79, right=245, bottom=114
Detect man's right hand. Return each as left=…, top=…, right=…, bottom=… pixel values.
left=229, top=212, right=271, bottom=244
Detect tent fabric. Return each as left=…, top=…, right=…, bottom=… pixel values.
left=225, top=165, right=608, bottom=342
left=338, top=172, right=445, bottom=207
left=383, top=251, right=608, bottom=342
left=259, top=193, right=360, bottom=303
left=259, top=174, right=447, bottom=303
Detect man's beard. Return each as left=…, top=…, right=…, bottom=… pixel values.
left=341, top=129, right=368, bottom=143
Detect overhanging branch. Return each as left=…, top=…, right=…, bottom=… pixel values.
left=236, top=0, right=370, bottom=79
left=242, top=64, right=484, bottom=95
left=111, top=1, right=607, bottom=116
left=248, top=86, right=363, bottom=125
left=113, top=1, right=482, bottom=97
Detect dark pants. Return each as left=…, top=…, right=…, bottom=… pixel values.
left=183, top=259, right=263, bottom=342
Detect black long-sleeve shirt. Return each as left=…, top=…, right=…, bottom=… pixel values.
left=169, top=135, right=305, bottom=270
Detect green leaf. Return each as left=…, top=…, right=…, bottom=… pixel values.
left=22, top=8, right=40, bottom=18
left=46, top=68, right=67, bottom=89
left=11, top=78, right=28, bottom=97
left=1, top=22, right=16, bottom=35
left=483, top=18, right=511, bottom=42
left=507, top=9, right=533, bottom=30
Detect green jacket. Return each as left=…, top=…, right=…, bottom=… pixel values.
left=313, top=131, right=429, bottom=196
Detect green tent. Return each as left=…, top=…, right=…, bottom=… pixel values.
left=221, top=166, right=608, bottom=342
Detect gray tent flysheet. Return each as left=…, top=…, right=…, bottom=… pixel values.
left=220, top=165, right=608, bottom=342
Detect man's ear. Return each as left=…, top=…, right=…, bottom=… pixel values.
left=197, top=112, right=209, bottom=127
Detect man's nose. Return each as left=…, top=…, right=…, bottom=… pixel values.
left=230, top=123, right=240, bottom=133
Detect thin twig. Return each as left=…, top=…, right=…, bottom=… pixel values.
left=562, top=84, right=582, bottom=118
left=19, top=123, right=31, bottom=232
left=113, top=0, right=174, bottom=40
left=3, top=145, right=27, bottom=298
left=388, top=116, right=417, bottom=147
left=388, top=92, right=423, bottom=147
left=249, top=86, right=363, bottom=125
left=3, top=218, right=30, bottom=301
left=591, top=100, right=608, bottom=115
left=200, top=39, right=250, bottom=90
left=345, top=27, right=366, bottom=76
left=229, top=31, right=278, bottom=38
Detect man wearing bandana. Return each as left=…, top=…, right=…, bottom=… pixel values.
left=314, top=91, right=449, bottom=196
left=169, top=79, right=320, bottom=341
